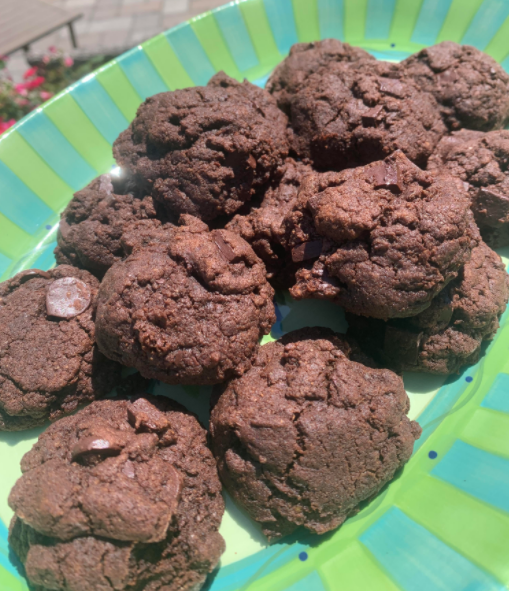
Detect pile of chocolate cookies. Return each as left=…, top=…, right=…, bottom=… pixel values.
left=3, top=40, right=509, bottom=591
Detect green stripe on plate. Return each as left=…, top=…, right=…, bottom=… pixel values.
left=389, top=0, right=425, bottom=48
left=0, top=568, right=27, bottom=591
left=0, top=213, right=31, bottom=260
left=436, top=0, right=485, bottom=44
left=459, top=409, right=509, bottom=459
left=0, top=130, right=73, bottom=212
left=95, top=62, right=142, bottom=123
left=44, top=93, right=114, bottom=174
left=239, top=0, right=283, bottom=70
left=483, top=14, right=509, bottom=61
left=398, top=476, right=509, bottom=584
left=292, top=0, right=321, bottom=42
left=343, top=0, right=368, bottom=43
left=143, top=35, right=196, bottom=90
left=319, top=542, right=401, bottom=591
left=191, top=13, right=242, bottom=80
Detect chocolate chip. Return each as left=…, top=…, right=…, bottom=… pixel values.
left=384, top=326, right=422, bottom=366
left=18, top=270, right=51, bottom=284
left=46, top=277, right=92, bottom=319
left=291, top=240, right=323, bottom=263
left=477, top=187, right=509, bottom=223
left=212, top=232, right=236, bottom=262
left=128, top=398, right=171, bottom=433
left=247, top=154, right=257, bottom=169
left=370, top=162, right=402, bottom=193
left=379, top=78, right=405, bottom=98
left=71, top=436, right=124, bottom=462
left=361, top=105, right=383, bottom=125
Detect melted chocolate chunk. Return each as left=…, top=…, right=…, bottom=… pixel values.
left=212, top=232, right=236, bottom=262
left=46, top=277, right=91, bottom=319
left=291, top=240, right=323, bottom=263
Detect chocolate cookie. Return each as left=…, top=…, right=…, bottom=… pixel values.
left=428, top=129, right=509, bottom=248
left=226, top=158, right=313, bottom=286
left=266, top=38, right=375, bottom=113
left=210, top=327, right=421, bottom=540
left=96, top=215, right=275, bottom=385
left=113, top=72, right=289, bottom=222
left=0, top=266, right=121, bottom=431
left=282, top=150, right=479, bottom=319
left=9, top=395, right=225, bottom=591
left=402, top=41, right=509, bottom=131
left=288, top=60, right=446, bottom=169
left=347, top=241, right=509, bottom=374
left=54, top=174, right=168, bottom=278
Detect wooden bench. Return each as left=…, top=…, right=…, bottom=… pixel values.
left=0, top=0, right=82, bottom=56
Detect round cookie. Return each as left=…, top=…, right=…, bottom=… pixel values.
left=282, top=150, right=479, bottom=319
left=266, top=38, right=375, bottom=113
left=55, top=174, right=168, bottom=278
left=96, top=215, right=275, bottom=385
left=347, top=241, right=509, bottom=374
left=288, top=60, right=446, bottom=169
left=8, top=395, right=225, bottom=591
left=210, top=327, right=421, bottom=540
left=401, top=41, right=509, bottom=131
left=226, top=158, right=313, bottom=286
left=113, top=72, right=289, bottom=222
left=428, top=129, right=509, bottom=248
left=0, top=266, right=121, bottom=431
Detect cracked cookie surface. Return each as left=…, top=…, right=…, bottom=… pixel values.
left=210, top=328, right=421, bottom=540
left=9, top=395, right=225, bottom=591
left=0, top=266, right=121, bottom=431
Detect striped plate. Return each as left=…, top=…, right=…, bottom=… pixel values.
left=1, top=0, right=509, bottom=589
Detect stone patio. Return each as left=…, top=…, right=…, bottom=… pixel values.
left=6, top=0, right=227, bottom=79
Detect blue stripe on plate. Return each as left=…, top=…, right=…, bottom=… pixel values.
left=117, top=48, right=169, bottom=99
left=462, top=0, right=509, bottom=50
left=32, top=241, right=57, bottom=272
left=365, top=0, right=396, bottom=40
left=263, top=0, right=299, bottom=56
left=252, top=73, right=271, bottom=88
left=500, top=54, right=509, bottom=73
left=361, top=507, right=504, bottom=591
left=214, top=5, right=259, bottom=72
left=0, top=252, right=12, bottom=277
left=481, top=373, right=509, bottom=413
left=432, top=440, right=509, bottom=514
left=0, top=520, right=20, bottom=579
left=16, top=112, right=96, bottom=192
left=285, top=571, right=326, bottom=591
left=0, top=161, right=54, bottom=234
left=166, top=24, right=217, bottom=86
left=70, top=78, right=129, bottom=145
left=318, top=0, right=345, bottom=40
left=410, top=0, right=453, bottom=45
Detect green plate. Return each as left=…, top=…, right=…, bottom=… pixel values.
left=2, top=1, right=509, bottom=589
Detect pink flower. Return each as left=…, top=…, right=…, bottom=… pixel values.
left=0, top=119, right=16, bottom=134
left=15, top=83, right=28, bottom=96
left=25, top=76, right=45, bottom=90
left=64, top=57, right=74, bottom=67
left=49, top=46, right=57, bottom=53
left=17, top=98, right=29, bottom=106
left=42, top=55, right=50, bottom=64
left=39, top=90, right=53, bottom=101
left=23, top=66, right=38, bottom=79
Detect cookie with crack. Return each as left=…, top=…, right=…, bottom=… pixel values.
left=96, top=215, right=275, bottom=385
left=210, top=327, right=421, bottom=540
left=282, top=151, right=479, bottom=319
left=226, top=158, right=313, bottom=287
left=0, top=266, right=121, bottom=431
left=113, top=72, right=289, bottom=222
left=402, top=41, right=509, bottom=131
left=55, top=173, right=169, bottom=278
left=287, top=60, right=446, bottom=169
left=8, top=395, right=225, bottom=591
left=428, top=129, right=509, bottom=248
left=347, top=241, right=509, bottom=374
left=266, top=38, right=375, bottom=114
